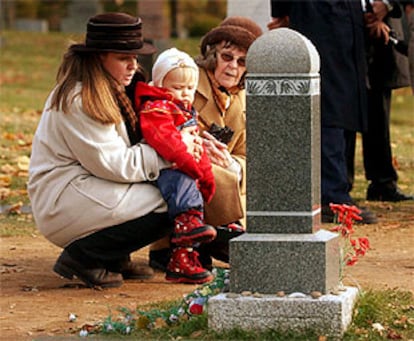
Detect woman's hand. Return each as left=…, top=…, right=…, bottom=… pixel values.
left=364, top=13, right=390, bottom=43
left=181, top=127, right=203, bottom=162
left=202, top=131, right=232, bottom=168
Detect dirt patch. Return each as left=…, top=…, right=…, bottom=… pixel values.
left=1, top=201, right=413, bottom=340
left=1, top=238, right=206, bottom=340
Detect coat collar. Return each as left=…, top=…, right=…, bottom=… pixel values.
left=197, top=68, right=213, bottom=102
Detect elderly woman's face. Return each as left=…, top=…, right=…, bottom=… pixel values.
left=214, top=42, right=247, bottom=89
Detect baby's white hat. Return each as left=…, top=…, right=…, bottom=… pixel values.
left=152, top=47, right=198, bottom=87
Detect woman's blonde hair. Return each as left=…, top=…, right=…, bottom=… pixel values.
left=50, top=48, right=122, bottom=124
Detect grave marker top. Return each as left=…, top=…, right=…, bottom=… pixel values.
left=247, top=28, right=320, bottom=74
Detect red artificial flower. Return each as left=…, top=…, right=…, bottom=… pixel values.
left=189, top=302, right=203, bottom=315
left=328, top=203, right=370, bottom=276
left=347, top=211, right=363, bottom=222
left=355, top=248, right=366, bottom=257
left=330, top=225, right=341, bottom=233
left=358, top=237, right=370, bottom=250
left=346, top=255, right=359, bottom=266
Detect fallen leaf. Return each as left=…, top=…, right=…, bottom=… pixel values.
left=81, top=323, right=96, bottom=332
left=68, top=313, right=77, bottom=322
left=17, top=155, right=30, bottom=171
left=17, top=170, right=29, bottom=177
left=190, top=330, right=203, bottom=338
left=393, top=315, right=408, bottom=327
left=0, top=187, right=11, bottom=200
left=0, top=174, right=12, bottom=187
left=135, top=315, right=151, bottom=330
left=1, top=164, right=16, bottom=174
left=7, top=202, right=23, bottom=215
left=354, top=327, right=368, bottom=335
left=392, top=156, right=400, bottom=170
left=153, top=317, right=168, bottom=329
left=387, top=329, right=402, bottom=339
left=3, top=132, right=16, bottom=140
left=21, top=285, right=38, bottom=292
left=372, top=322, right=385, bottom=333
left=118, top=292, right=132, bottom=298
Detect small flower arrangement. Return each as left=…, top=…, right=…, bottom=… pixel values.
left=85, top=268, right=230, bottom=336
left=328, top=203, right=371, bottom=280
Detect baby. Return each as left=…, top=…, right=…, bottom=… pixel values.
left=134, top=48, right=216, bottom=284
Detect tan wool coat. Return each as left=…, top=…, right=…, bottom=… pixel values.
left=28, top=84, right=168, bottom=248
left=194, top=68, right=247, bottom=226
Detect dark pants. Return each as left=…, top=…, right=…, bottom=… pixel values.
left=321, top=126, right=353, bottom=205
left=157, top=169, right=203, bottom=219
left=346, top=88, right=397, bottom=189
left=363, top=87, right=397, bottom=184
left=66, top=212, right=172, bottom=268
left=197, top=226, right=244, bottom=263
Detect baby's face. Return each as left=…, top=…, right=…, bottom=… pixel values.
left=162, top=67, right=197, bottom=108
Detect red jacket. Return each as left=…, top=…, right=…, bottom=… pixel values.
left=134, top=82, right=215, bottom=203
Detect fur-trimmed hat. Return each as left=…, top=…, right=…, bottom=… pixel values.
left=152, top=48, right=199, bottom=87
left=200, top=16, right=262, bottom=56
left=70, top=12, right=156, bottom=55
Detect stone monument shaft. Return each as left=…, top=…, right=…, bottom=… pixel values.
left=229, top=28, right=339, bottom=294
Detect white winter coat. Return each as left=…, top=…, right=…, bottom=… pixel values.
left=28, top=84, right=168, bottom=247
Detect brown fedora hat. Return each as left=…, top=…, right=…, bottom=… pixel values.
left=70, top=12, right=156, bottom=55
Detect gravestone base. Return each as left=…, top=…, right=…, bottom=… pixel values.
left=208, top=286, right=358, bottom=340
left=230, top=231, right=340, bottom=294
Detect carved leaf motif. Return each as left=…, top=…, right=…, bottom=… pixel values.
left=247, top=79, right=313, bottom=95
left=264, top=80, right=277, bottom=94
left=247, top=81, right=260, bottom=95
left=296, top=81, right=310, bottom=94
left=281, top=80, right=294, bottom=94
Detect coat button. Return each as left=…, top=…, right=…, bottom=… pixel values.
left=148, top=172, right=156, bottom=180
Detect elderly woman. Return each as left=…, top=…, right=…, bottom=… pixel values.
left=149, top=16, right=262, bottom=272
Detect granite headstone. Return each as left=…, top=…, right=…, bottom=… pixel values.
left=209, top=28, right=357, bottom=339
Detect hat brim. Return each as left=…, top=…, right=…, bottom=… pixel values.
left=70, top=41, right=157, bottom=55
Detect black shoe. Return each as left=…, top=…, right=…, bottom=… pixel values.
left=119, top=261, right=154, bottom=280
left=196, top=247, right=213, bottom=271
left=149, top=248, right=171, bottom=272
left=53, top=250, right=123, bottom=288
left=367, top=183, right=414, bottom=202
left=321, top=204, right=378, bottom=224
left=105, top=256, right=155, bottom=280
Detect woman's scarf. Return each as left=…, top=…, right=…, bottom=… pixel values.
left=111, top=81, right=141, bottom=144
left=206, top=70, right=236, bottom=117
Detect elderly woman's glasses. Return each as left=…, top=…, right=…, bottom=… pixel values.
left=218, top=52, right=246, bottom=67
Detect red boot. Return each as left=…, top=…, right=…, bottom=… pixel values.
left=171, top=209, right=216, bottom=245
left=165, top=247, right=213, bottom=284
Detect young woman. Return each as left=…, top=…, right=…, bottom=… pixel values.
left=28, top=13, right=199, bottom=289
